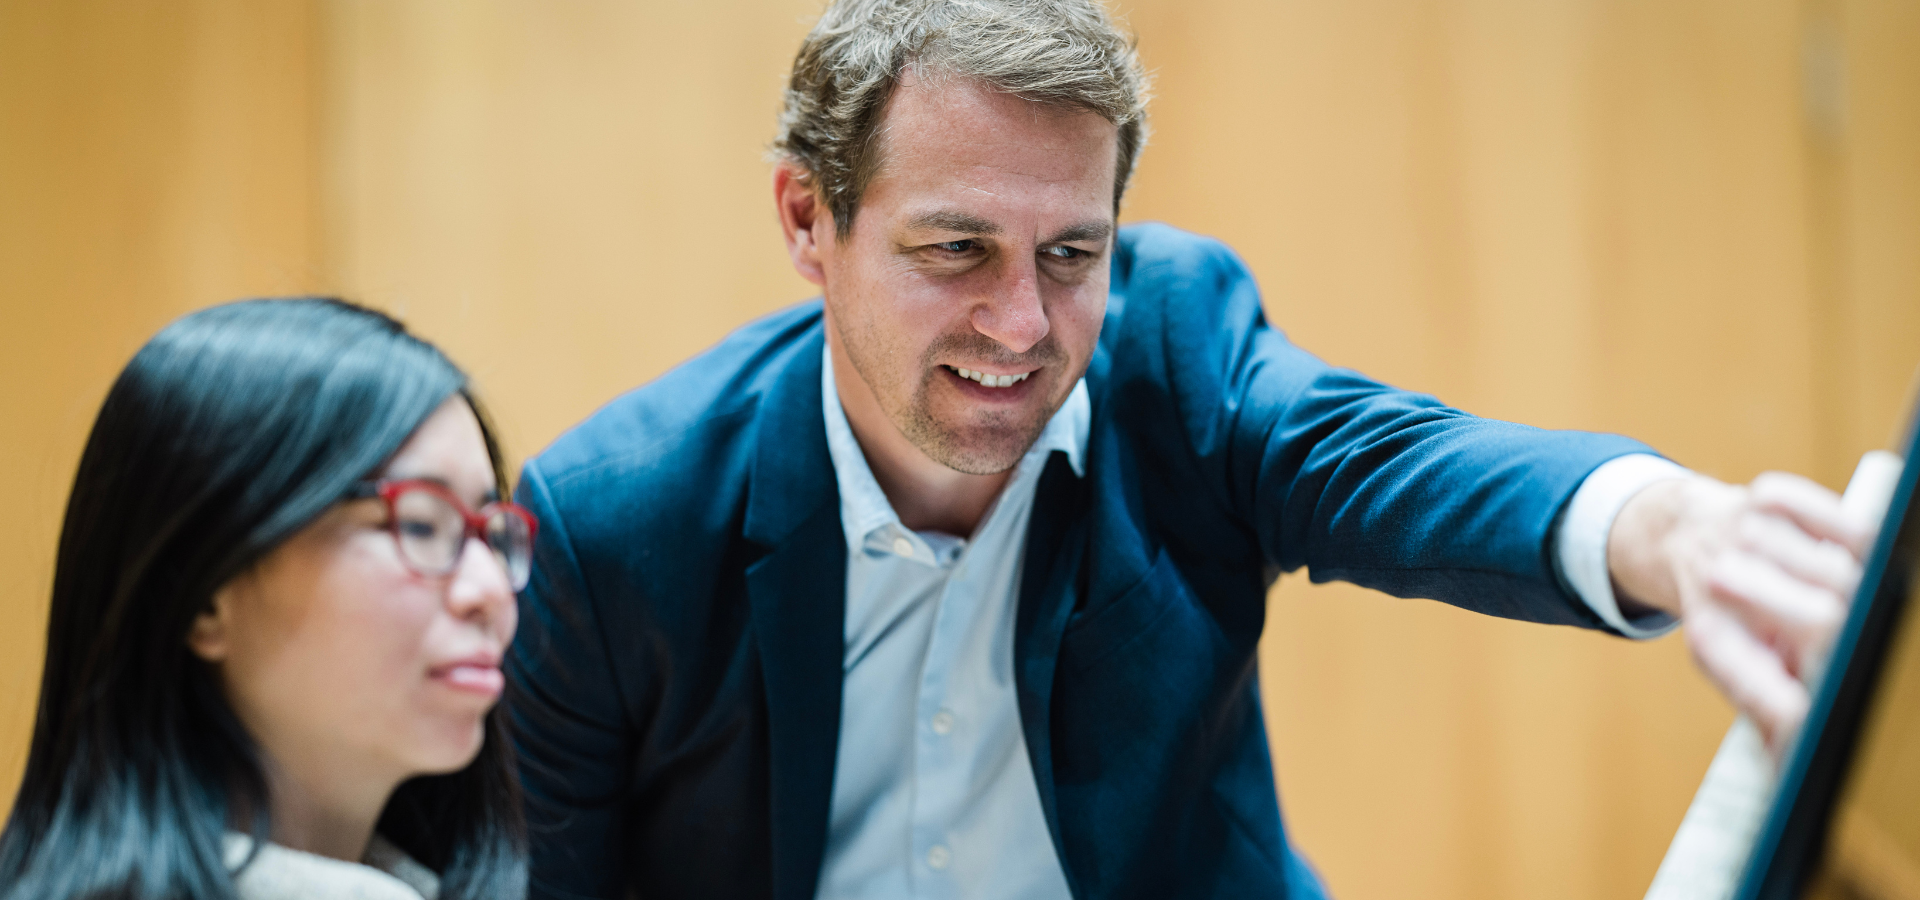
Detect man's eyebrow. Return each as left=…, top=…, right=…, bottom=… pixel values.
left=1046, top=220, right=1114, bottom=244
left=904, top=210, right=1002, bottom=235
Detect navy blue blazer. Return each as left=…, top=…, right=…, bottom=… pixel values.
left=508, top=223, right=1653, bottom=899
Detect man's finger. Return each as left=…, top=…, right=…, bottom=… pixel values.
left=1706, top=549, right=1847, bottom=673
left=1735, top=510, right=1864, bottom=597
left=1684, top=600, right=1809, bottom=753
left=1749, top=471, right=1875, bottom=557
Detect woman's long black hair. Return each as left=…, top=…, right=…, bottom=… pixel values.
left=0, top=298, right=527, bottom=899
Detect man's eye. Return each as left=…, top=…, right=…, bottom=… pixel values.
left=932, top=240, right=976, bottom=254
left=1043, top=245, right=1087, bottom=260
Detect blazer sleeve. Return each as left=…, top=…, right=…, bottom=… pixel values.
left=1127, top=225, right=1655, bottom=630
left=507, top=459, right=635, bottom=899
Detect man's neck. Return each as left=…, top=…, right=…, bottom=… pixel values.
left=830, top=338, right=1011, bottom=537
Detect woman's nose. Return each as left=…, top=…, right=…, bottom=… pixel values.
left=447, top=536, right=515, bottom=624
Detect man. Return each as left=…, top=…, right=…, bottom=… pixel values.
left=507, top=1, right=1873, bottom=897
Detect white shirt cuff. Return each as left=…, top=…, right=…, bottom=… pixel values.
left=1555, top=454, right=1692, bottom=640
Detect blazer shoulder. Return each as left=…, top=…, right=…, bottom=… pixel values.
left=1104, top=223, right=1273, bottom=378
left=1108, top=223, right=1267, bottom=354
left=526, top=299, right=822, bottom=501
left=1113, top=222, right=1256, bottom=298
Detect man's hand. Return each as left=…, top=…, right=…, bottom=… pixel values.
left=1608, top=473, right=1875, bottom=754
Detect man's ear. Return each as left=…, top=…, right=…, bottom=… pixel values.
left=774, top=161, right=834, bottom=287
left=187, top=583, right=237, bottom=663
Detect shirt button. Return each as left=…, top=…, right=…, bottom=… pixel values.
left=931, top=710, right=955, bottom=735
left=892, top=536, right=914, bottom=558
left=926, top=845, right=951, bottom=870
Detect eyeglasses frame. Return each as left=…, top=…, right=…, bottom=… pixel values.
left=346, top=478, right=540, bottom=587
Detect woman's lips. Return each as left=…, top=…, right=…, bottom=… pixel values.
left=430, top=657, right=504, bottom=697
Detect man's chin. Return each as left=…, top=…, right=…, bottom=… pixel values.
left=932, top=448, right=1026, bottom=477
left=909, top=422, right=1047, bottom=476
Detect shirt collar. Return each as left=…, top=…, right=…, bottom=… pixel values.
left=820, top=340, right=1088, bottom=551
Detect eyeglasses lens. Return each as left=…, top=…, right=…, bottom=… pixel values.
left=485, top=508, right=534, bottom=591
left=392, top=488, right=468, bottom=576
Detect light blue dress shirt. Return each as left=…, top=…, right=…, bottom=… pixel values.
left=817, top=345, right=1087, bottom=900
left=814, top=343, right=1684, bottom=899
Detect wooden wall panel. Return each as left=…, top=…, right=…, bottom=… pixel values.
left=1833, top=0, right=1920, bottom=454
left=0, top=0, right=320, bottom=814
left=318, top=0, right=823, bottom=460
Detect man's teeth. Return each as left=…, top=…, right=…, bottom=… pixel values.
left=951, top=367, right=1031, bottom=388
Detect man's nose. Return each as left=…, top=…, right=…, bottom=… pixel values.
left=970, top=254, right=1050, bottom=354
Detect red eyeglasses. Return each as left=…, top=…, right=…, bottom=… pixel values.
left=348, top=479, right=540, bottom=591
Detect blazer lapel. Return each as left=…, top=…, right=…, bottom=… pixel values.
left=1014, top=450, right=1090, bottom=883
left=742, top=326, right=846, bottom=900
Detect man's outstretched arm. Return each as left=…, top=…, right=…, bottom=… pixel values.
left=1123, top=224, right=1877, bottom=749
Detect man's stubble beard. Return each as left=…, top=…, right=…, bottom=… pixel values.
left=895, top=379, right=1048, bottom=476
left=836, top=315, right=1067, bottom=477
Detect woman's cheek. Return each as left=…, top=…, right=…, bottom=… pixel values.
left=323, top=542, right=441, bottom=712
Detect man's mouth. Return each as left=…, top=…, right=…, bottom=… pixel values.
left=943, top=365, right=1032, bottom=389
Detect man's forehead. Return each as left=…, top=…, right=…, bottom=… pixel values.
left=889, top=68, right=1110, bottom=129
left=860, top=73, right=1120, bottom=228
left=875, top=73, right=1118, bottom=183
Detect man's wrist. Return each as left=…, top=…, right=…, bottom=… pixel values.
left=1557, top=454, right=1693, bottom=637
left=1608, top=473, right=1743, bottom=618
left=1607, top=478, right=1692, bottom=617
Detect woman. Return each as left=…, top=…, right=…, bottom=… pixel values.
left=0, top=298, right=529, bottom=899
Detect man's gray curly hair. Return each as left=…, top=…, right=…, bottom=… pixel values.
left=773, top=0, right=1151, bottom=237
